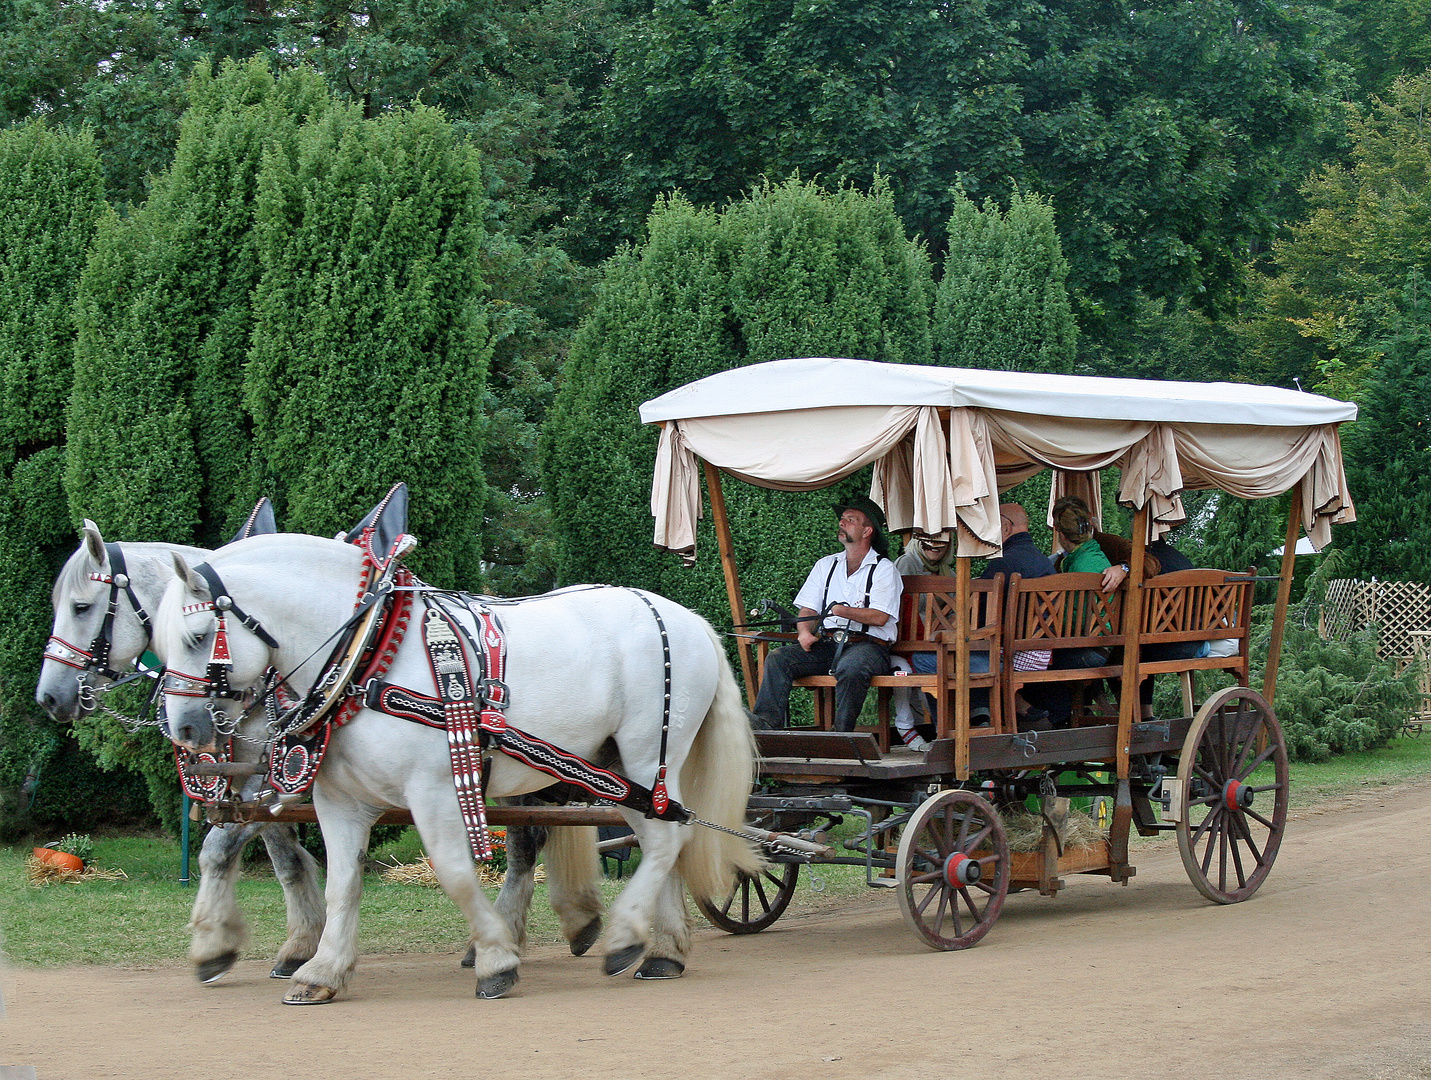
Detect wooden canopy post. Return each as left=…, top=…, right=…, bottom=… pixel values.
left=1109, top=503, right=1149, bottom=882
left=702, top=460, right=757, bottom=708
left=954, top=551, right=971, bottom=780
left=1263, top=480, right=1303, bottom=707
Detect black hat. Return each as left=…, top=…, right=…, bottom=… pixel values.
left=833, top=496, right=890, bottom=557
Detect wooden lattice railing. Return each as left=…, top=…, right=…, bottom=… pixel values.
left=1320, top=578, right=1431, bottom=660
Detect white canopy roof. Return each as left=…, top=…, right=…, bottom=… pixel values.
left=640, top=357, right=1357, bottom=427
left=643, top=358, right=1357, bottom=560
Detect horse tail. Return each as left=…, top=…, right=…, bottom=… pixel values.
left=676, top=623, right=763, bottom=904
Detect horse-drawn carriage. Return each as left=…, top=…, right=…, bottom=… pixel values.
left=36, top=356, right=1357, bottom=997
left=641, top=357, right=1357, bottom=948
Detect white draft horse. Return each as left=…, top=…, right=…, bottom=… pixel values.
left=37, top=521, right=605, bottom=983
left=36, top=520, right=327, bottom=983
left=154, top=533, right=760, bottom=1002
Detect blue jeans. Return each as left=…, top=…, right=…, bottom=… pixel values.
left=910, top=650, right=989, bottom=675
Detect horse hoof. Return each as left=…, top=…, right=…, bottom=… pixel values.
left=476, top=968, right=519, bottom=999
left=460, top=944, right=476, bottom=969
left=603, top=944, right=645, bottom=977
left=196, top=952, right=238, bottom=984
left=569, top=917, right=602, bottom=957
left=283, top=982, right=337, bottom=1005
left=270, top=958, right=308, bottom=979
left=634, top=957, right=685, bottom=980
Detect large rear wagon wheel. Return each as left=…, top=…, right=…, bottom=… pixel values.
left=1175, top=686, right=1289, bottom=904
left=695, top=862, right=799, bottom=934
left=896, top=790, right=1010, bottom=951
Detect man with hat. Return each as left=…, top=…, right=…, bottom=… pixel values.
left=750, top=495, right=902, bottom=732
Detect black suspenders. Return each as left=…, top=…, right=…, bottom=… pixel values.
left=819, top=556, right=884, bottom=631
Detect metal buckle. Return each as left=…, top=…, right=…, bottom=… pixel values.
left=479, top=678, right=509, bottom=709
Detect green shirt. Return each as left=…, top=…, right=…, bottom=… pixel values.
left=1063, top=538, right=1111, bottom=573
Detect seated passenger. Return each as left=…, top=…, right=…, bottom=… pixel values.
left=750, top=497, right=902, bottom=733
left=893, top=504, right=1053, bottom=748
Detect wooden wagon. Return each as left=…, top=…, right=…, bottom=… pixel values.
left=640, top=357, right=1357, bottom=948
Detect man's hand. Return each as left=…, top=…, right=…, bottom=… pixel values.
left=1101, top=563, right=1128, bottom=593
left=797, top=607, right=820, bottom=651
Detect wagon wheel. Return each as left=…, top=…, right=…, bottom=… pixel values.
left=695, top=862, right=799, bottom=934
left=896, top=789, right=1010, bottom=951
left=1175, top=686, right=1289, bottom=904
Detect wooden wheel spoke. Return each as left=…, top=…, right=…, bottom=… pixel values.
left=1236, top=742, right=1277, bottom=780
left=963, top=822, right=993, bottom=854
left=1194, top=763, right=1222, bottom=788
left=934, top=886, right=953, bottom=938
left=957, top=885, right=984, bottom=922
left=749, top=875, right=771, bottom=910
left=1244, top=806, right=1278, bottom=832
left=914, top=882, right=943, bottom=918
left=1190, top=803, right=1222, bottom=848
left=1230, top=812, right=1267, bottom=867
left=1199, top=811, right=1222, bottom=874
left=910, top=869, right=944, bottom=887
left=1226, top=823, right=1248, bottom=889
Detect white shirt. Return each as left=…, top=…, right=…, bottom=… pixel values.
left=794, top=549, right=903, bottom=643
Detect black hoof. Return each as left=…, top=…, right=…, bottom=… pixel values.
left=269, top=957, right=308, bottom=979
left=569, top=917, right=602, bottom=957
left=634, top=956, right=685, bottom=980
left=603, top=944, right=645, bottom=978
left=460, top=944, right=476, bottom=969
left=476, top=968, right=519, bottom=999
left=196, top=951, right=238, bottom=985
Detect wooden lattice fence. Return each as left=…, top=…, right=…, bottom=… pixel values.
left=1320, top=578, right=1431, bottom=729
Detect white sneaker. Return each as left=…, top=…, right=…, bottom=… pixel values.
left=907, top=736, right=932, bottom=753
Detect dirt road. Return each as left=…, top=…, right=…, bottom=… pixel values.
left=3, top=780, right=1429, bottom=1080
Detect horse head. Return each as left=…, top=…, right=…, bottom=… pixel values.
left=37, top=521, right=201, bottom=723
left=154, top=534, right=363, bottom=752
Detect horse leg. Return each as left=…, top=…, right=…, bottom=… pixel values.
left=412, top=799, right=522, bottom=999
left=258, top=824, right=325, bottom=979
left=188, top=821, right=262, bottom=984
left=284, top=791, right=379, bottom=1005
left=543, top=825, right=603, bottom=956
left=635, top=873, right=690, bottom=980
left=601, top=816, right=683, bottom=977
left=484, top=824, right=544, bottom=961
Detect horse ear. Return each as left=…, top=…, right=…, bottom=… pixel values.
left=82, top=519, right=107, bottom=567
left=171, top=554, right=208, bottom=597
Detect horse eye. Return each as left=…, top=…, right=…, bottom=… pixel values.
left=72, top=602, right=92, bottom=615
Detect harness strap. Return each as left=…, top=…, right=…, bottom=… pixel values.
left=422, top=602, right=494, bottom=860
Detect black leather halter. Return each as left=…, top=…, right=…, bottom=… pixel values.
left=44, top=544, right=154, bottom=681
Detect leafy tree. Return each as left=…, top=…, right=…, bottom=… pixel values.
left=1245, top=71, right=1431, bottom=400
left=934, top=188, right=1077, bottom=372
left=246, top=103, right=491, bottom=586
left=543, top=178, right=932, bottom=640
left=559, top=0, right=1337, bottom=327
left=0, top=123, right=108, bottom=832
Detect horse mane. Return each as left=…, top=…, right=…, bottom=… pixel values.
left=51, top=545, right=104, bottom=608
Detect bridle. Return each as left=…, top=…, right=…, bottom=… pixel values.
left=44, top=544, right=155, bottom=682
left=163, top=562, right=281, bottom=707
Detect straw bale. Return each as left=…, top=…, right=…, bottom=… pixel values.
left=378, top=856, right=541, bottom=890
left=1001, top=809, right=1104, bottom=853
left=25, top=855, right=128, bottom=887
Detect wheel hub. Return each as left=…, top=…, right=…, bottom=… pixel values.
left=944, top=852, right=982, bottom=887
left=1223, top=779, right=1254, bottom=811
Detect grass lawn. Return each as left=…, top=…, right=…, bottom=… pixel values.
left=3, top=733, right=1428, bottom=968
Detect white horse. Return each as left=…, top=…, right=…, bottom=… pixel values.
left=154, top=533, right=760, bottom=1001
left=35, top=520, right=326, bottom=983
left=37, top=522, right=606, bottom=982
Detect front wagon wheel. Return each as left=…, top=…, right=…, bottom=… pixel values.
left=896, top=789, right=1009, bottom=951
left=1175, top=686, right=1289, bottom=904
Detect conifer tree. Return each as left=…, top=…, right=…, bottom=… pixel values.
left=934, top=189, right=1077, bottom=373
left=543, top=178, right=932, bottom=638
left=0, top=124, right=108, bottom=827
left=66, top=59, right=330, bottom=545
left=246, top=104, right=491, bottom=586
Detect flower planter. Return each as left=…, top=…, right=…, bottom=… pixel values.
left=33, top=847, right=83, bottom=872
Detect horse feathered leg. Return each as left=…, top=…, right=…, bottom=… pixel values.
left=407, top=792, right=522, bottom=998
left=259, top=824, right=325, bottom=978
left=601, top=814, right=680, bottom=976
left=285, top=788, right=380, bottom=1004
left=542, top=824, right=603, bottom=955
left=635, top=874, right=690, bottom=979
left=490, top=823, right=543, bottom=954
left=188, top=821, right=260, bottom=983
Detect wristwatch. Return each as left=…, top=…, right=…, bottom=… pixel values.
left=1120, top=563, right=1130, bottom=573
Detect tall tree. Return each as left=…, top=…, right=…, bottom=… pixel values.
left=543, top=178, right=932, bottom=631
left=934, top=188, right=1077, bottom=372
left=557, top=0, right=1336, bottom=328
left=0, top=123, right=110, bottom=830
left=246, top=103, right=491, bottom=586
left=66, top=59, right=331, bottom=546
